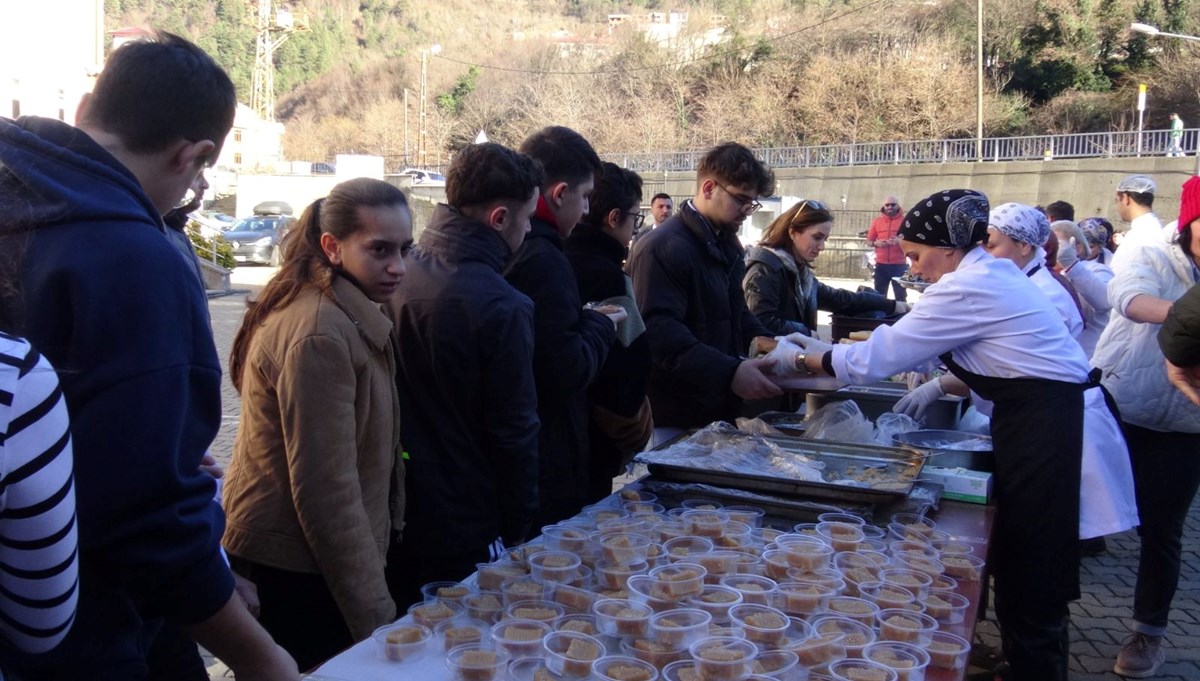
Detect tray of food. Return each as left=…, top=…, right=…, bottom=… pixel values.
left=636, top=424, right=924, bottom=504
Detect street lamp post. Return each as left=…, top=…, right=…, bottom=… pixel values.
left=1129, top=23, right=1200, bottom=174
left=418, top=44, right=442, bottom=168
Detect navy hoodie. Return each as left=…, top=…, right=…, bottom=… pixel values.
left=0, top=117, right=232, bottom=673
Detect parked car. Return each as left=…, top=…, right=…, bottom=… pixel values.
left=397, top=168, right=446, bottom=186
left=219, top=202, right=296, bottom=266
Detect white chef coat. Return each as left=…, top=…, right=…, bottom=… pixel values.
left=1022, top=249, right=1084, bottom=340
left=1112, top=212, right=1165, bottom=272
left=1063, top=258, right=1114, bottom=359
left=830, top=247, right=1137, bottom=538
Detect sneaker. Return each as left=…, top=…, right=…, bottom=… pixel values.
left=1114, top=633, right=1165, bottom=678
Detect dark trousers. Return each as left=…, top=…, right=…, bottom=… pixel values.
left=873, top=262, right=908, bottom=301
left=228, top=556, right=353, bottom=673
left=1126, top=424, right=1200, bottom=635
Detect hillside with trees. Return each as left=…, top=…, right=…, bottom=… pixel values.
left=106, top=0, right=1200, bottom=168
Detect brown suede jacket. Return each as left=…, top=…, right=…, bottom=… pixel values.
left=223, top=274, right=403, bottom=640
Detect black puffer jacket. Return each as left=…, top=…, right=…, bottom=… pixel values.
left=565, top=223, right=652, bottom=501
left=627, top=201, right=771, bottom=428
left=1161, top=282, right=1200, bottom=367
left=743, top=246, right=897, bottom=336
left=505, top=214, right=616, bottom=527
left=388, top=205, right=539, bottom=588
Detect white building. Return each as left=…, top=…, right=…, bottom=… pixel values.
left=217, top=104, right=286, bottom=172
left=0, top=0, right=104, bottom=121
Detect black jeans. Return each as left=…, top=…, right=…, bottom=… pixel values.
left=873, top=262, right=908, bottom=301
left=1125, top=424, right=1200, bottom=635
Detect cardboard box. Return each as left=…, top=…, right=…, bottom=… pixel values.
left=919, top=466, right=993, bottom=505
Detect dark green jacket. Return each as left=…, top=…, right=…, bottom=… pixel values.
left=1160, top=282, right=1200, bottom=367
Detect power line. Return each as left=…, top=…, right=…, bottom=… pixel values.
left=430, top=0, right=894, bottom=76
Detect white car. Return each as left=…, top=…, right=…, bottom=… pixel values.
left=398, top=168, right=446, bottom=187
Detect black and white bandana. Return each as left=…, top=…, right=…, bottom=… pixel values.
left=898, top=189, right=990, bottom=249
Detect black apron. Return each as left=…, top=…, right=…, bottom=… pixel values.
left=939, top=351, right=1083, bottom=681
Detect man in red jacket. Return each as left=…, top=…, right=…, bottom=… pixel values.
left=866, top=194, right=908, bottom=301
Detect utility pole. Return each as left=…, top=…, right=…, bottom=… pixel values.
left=403, top=88, right=410, bottom=167
left=250, top=1, right=300, bottom=122
left=976, top=0, right=983, bottom=162
left=419, top=50, right=428, bottom=167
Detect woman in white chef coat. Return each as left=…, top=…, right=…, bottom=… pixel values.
left=778, top=190, right=1091, bottom=681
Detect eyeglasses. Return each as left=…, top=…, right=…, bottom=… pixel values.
left=621, top=211, right=646, bottom=230
left=797, top=199, right=828, bottom=213
left=715, top=183, right=762, bottom=214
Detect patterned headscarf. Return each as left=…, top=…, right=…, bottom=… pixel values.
left=1077, top=217, right=1112, bottom=247
left=988, top=202, right=1050, bottom=247
left=898, top=189, right=990, bottom=249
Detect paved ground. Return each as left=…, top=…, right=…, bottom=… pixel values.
left=200, top=269, right=1200, bottom=679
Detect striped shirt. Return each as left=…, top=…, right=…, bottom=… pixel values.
left=0, top=333, right=78, bottom=653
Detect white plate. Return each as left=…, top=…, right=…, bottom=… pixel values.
left=893, top=276, right=931, bottom=292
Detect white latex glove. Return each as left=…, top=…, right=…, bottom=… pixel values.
left=893, top=301, right=911, bottom=315
left=904, top=371, right=929, bottom=391
left=784, top=332, right=834, bottom=354
left=763, top=337, right=803, bottom=376
left=1056, top=236, right=1079, bottom=270
left=893, top=377, right=945, bottom=420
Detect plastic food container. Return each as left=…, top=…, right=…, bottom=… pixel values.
left=626, top=574, right=680, bottom=612
left=543, top=630, right=606, bottom=677
left=407, top=600, right=463, bottom=628
left=421, top=580, right=474, bottom=604
left=372, top=622, right=432, bottom=663
left=922, top=591, right=969, bottom=624
left=752, top=649, right=800, bottom=681
left=682, top=509, right=730, bottom=538
left=542, top=523, right=593, bottom=554
left=501, top=576, right=554, bottom=606
left=437, top=617, right=489, bottom=653
left=648, top=563, right=708, bottom=601
left=876, top=609, right=938, bottom=647
left=464, top=591, right=505, bottom=624
left=529, top=551, right=584, bottom=584
left=810, top=614, right=876, bottom=659
left=660, top=659, right=698, bottom=681
left=940, top=554, right=985, bottom=582
left=593, top=598, right=654, bottom=637
left=889, top=552, right=944, bottom=580
left=926, top=631, right=971, bottom=670
left=598, top=516, right=653, bottom=537
left=778, top=538, right=834, bottom=572
left=863, top=641, right=930, bottom=681
left=889, top=513, right=937, bottom=538
left=729, top=604, right=791, bottom=648
left=785, top=568, right=846, bottom=595
left=592, top=655, right=661, bottom=681
left=928, top=574, right=958, bottom=594
left=507, top=657, right=554, bottom=681
left=489, top=618, right=551, bottom=658
left=689, top=636, right=759, bottom=681
left=827, top=658, right=899, bottom=681
left=818, top=522, right=866, bottom=553
left=858, top=582, right=917, bottom=612
left=600, top=533, right=653, bottom=566
left=826, top=596, right=880, bottom=626
left=690, top=551, right=743, bottom=583
left=774, top=580, right=837, bottom=616
left=549, top=583, right=601, bottom=614
left=621, top=636, right=688, bottom=668
left=553, top=613, right=600, bottom=636
left=597, top=559, right=650, bottom=590
left=686, top=585, right=745, bottom=624
left=723, top=505, right=766, bottom=528
left=624, top=501, right=667, bottom=517
left=649, top=608, right=712, bottom=648
left=475, top=560, right=528, bottom=592
left=504, top=599, right=566, bottom=623
left=786, top=629, right=846, bottom=669
left=720, top=574, right=778, bottom=606
left=663, top=536, right=714, bottom=561
left=879, top=569, right=933, bottom=601
left=446, top=643, right=511, bottom=681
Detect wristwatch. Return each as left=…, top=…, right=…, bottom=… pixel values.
left=794, top=352, right=811, bottom=375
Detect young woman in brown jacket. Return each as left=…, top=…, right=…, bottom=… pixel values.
left=222, top=178, right=412, bottom=670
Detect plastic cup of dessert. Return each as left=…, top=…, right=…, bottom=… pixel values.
left=599, top=533, right=654, bottom=566
left=553, top=613, right=600, bottom=636
left=529, top=550, right=584, bottom=584
left=464, top=591, right=505, bottom=624
left=598, top=516, right=654, bottom=538
left=939, top=554, right=986, bottom=582
left=500, top=577, right=554, bottom=607
left=785, top=568, right=846, bottom=594
left=682, top=509, right=731, bottom=538
left=859, top=581, right=917, bottom=612
left=649, top=608, right=713, bottom=649
left=681, top=498, right=724, bottom=510
left=505, top=599, right=567, bottom=624
left=922, top=590, right=969, bottom=624
left=931, top=538, right=974, bottom=556
left=685, top=585, right=745, bottom=624
left=421, top=580, right=475, bottom=605
left=596, top=559, right=650, bottom=590
left=827, top=658, right=899, bottom=681
left=550, top=583, right=600, bottom=615
left=786, top=628, right=847, bottom=670
left=860, top=524, right=887, bottom=540
left=754, top=648, right=801, bottom=680
left=719, top=573, right=778, bottom=606
left=928, top=574, right=958, bottom=594
left=507, top=656, right=555, bottom=681
left=863, top=641, right=930, bottom=681
left=762, top=549, right=794, bottom=581
left=542, top=630, right=607, bottom=677
left=446, top=643, right=511, bottom=681
left=689, top=636, right=759, bottom=681
left=754, top=527, right=785, bottom=545
left=773, top=580, right=837, bottom=617
left=890, top=552, right=945, bottom=580
left=876, top=609, right=938, bottom=647
left=825, top=596, right=881, bottom=627
left=729, top=603, right=791, bottom=648
left=592, top=655, right=661, bottom=681
left=834, top=552, right=882, bottom=579
left=654, top=520, right=690, bottom=543
left=818, top=522, right=866, bottom=553
left=475, top=560, right=528, bottom=592
left=723, top=505, right=766, bottom=528
left=621, top=635, right=687, bottom=668
left=648, top=563, right=708, bottom=601
left=789, top=523, right=825, bottom=541
left=879, top=569, right=933, bottom=601
left=690, top=551, right=743, bottom=583
left=810, top=614, right=876, bottom=659
left=889, top=539, right=937, bottom=559
left=583, top=505, right=629, bottom=527
left=593, top=598, right=654, bottom=638
left=660, top=659, right=698, bottom=681
left=407, top=599, right=464, bottom=629
left=542, top=523, right=593, bottom=554
left=778, top=538, right=835, bottom=573
left=436, top=617, right=489, bottom=653
left=490, top=618, right=551, bottom=658
left=626, top=574, right=680, bottom=613
left=926, top=631, right=971, bottom=670
left=817, top=512, right=867, bottom=526
left=372, top=622, right=432, bottom=663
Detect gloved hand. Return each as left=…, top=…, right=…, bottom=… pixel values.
left=893, top=301, right=911, bottom=315
left=784, top=332, right=834, bottom=354
left=763, top=337, right=804, bottom=376
left=1057, top=236, right=1079, bottom=270
left=903, top=371, right=929, bottom=391
left=893, top=377, right=945, bottom=420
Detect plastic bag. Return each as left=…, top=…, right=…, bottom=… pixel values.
left=956, top=406, right=991, bottom=435
left=802, top=401, right=875, bottom=444
left=873, top=412, right=921, bottom=446
left=735, top=417, right=785, bottom=436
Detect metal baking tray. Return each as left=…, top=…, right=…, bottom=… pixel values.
left=644, top=433, right=925, bottom=504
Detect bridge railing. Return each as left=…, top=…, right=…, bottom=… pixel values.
left=602, top=128, right=1192, bottom=172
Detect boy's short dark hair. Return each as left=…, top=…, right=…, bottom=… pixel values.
left=584, top=163, right=643, bottom=228
left=446, top=143, right=544, bottom=209
left=518, top=126, right=602, bottom=188
left=1120, top=191, right=1155, bottom=209
left=651, top=192, right=672, bottom=204
left=1045, top=200, right=1075, bottom=222
left=81, top=31, right=236, bottom=160
left=697, top=142, right=775, bottom=197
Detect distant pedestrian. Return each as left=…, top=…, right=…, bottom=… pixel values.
left=1167, top=113, right=1185, bottom=157
left=866, top=194, right=908, bottom=300
left=1045, top=200, right=1075, bottom=223
left=632, top=192, right=672, bottom=248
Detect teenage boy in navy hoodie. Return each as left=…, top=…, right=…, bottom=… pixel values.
left=0, top=33, right=297, bottom=680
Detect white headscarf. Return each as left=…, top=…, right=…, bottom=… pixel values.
left=989, top=202, right=1050, bottom=247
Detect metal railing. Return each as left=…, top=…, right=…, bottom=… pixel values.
left=602, top=128, right=1194, bottom=172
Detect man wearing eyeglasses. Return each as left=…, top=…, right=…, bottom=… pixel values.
left=628, top=142, right=782, bottom=446
left=867, top=195, right=909, bottom=302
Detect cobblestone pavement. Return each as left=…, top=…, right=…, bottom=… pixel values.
left=202, top=272, right=1200, bottom=680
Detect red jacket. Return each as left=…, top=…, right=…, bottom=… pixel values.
left=867, top=212, right=906, bottom=265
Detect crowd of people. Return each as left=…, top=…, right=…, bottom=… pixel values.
left=0, top=31, right=1199, bottom=681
